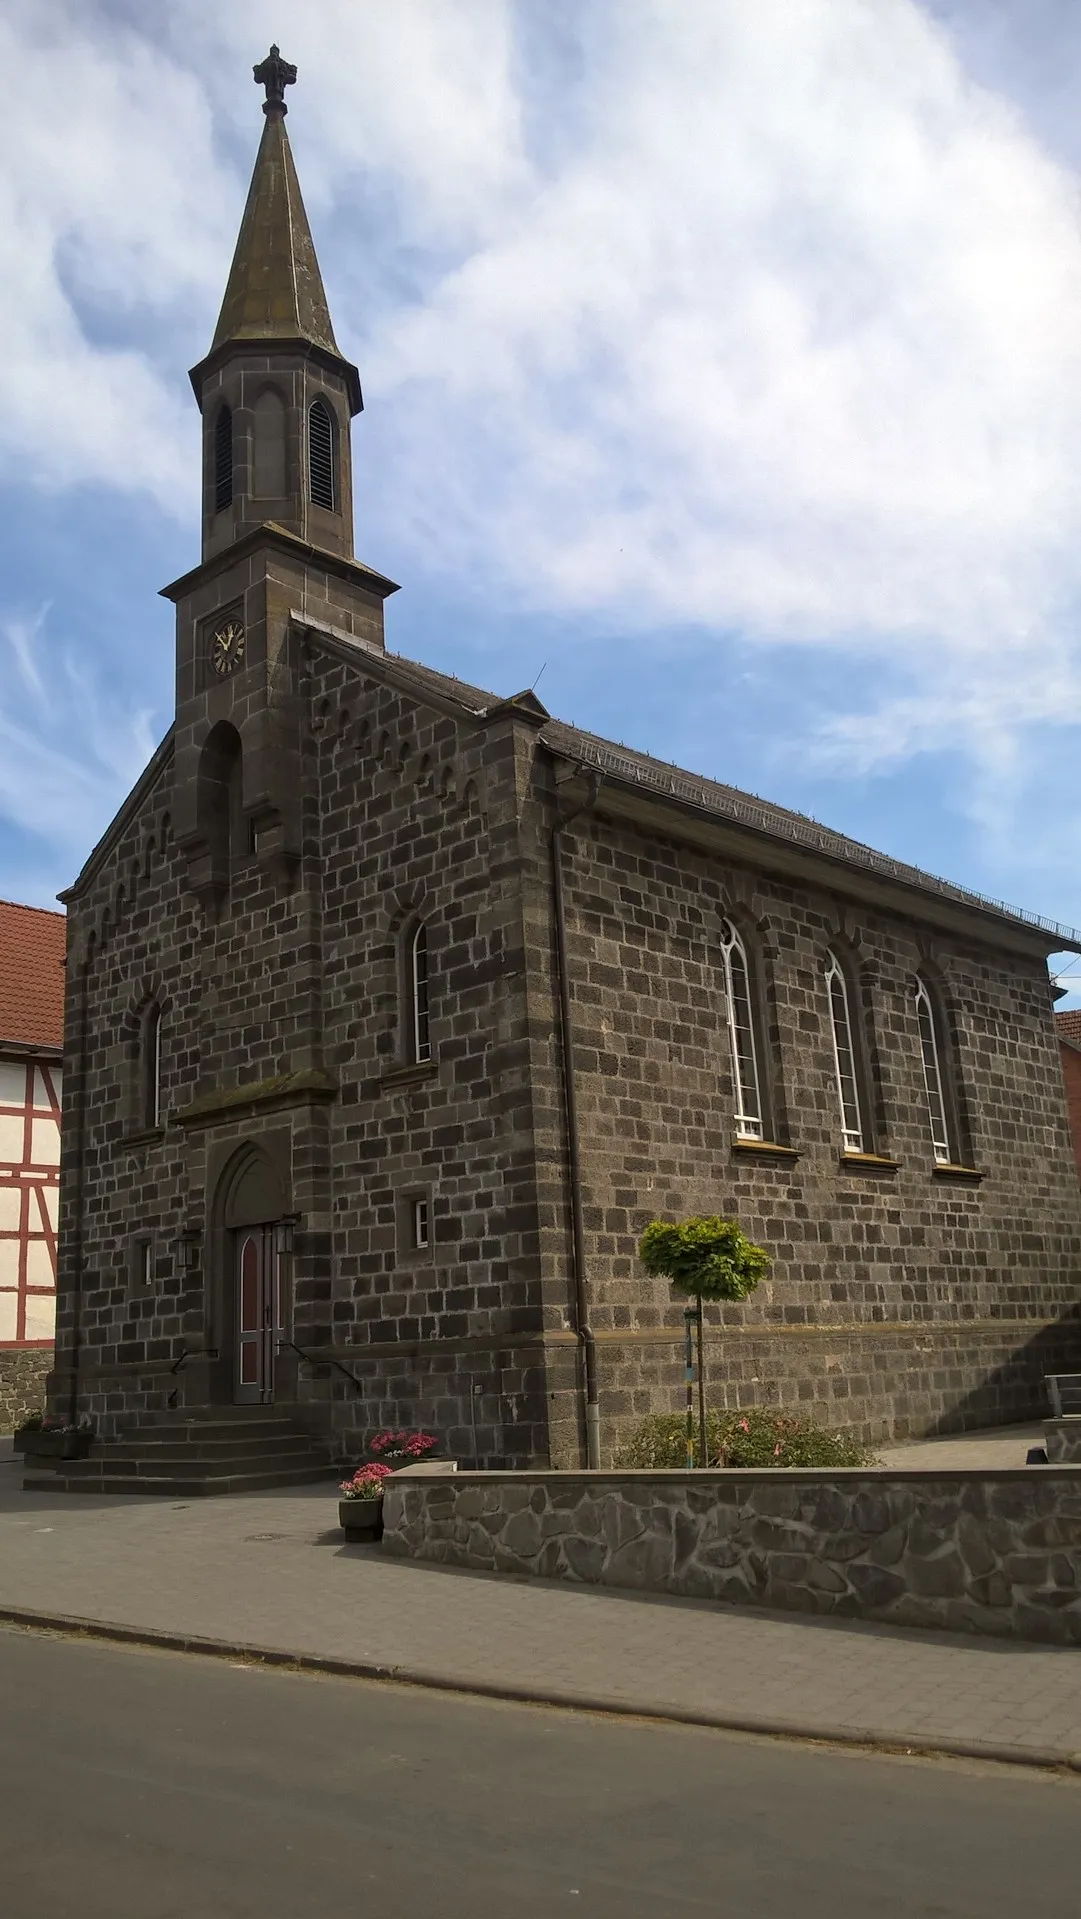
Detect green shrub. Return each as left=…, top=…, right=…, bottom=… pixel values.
left=638, top=1216, right=769, bottom=1302
left=615, top=1408, right=879, bottom=1470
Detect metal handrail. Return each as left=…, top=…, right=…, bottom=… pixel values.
left=282, top=1337, right=365, bottom=1396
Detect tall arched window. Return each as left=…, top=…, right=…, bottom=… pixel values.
left=826, top=954, right=865, bottom=1153
left=142, top=1004, right=163, bottom=1129
left=214, top=405, right=233, bottom=513
left=410, top=921, right=431, bottom=1064
left=308, top=398, right=335, bottom=510
left=719, top=920, right=763, bottom=1140
left=915, top=978, right=952, bottom=1163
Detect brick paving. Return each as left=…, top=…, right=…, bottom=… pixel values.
left=2, top=1439, right=1079, bottom=1765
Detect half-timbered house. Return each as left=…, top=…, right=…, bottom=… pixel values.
left=0, top=900, right=64, bottom=1429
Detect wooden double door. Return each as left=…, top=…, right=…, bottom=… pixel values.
left=234, top=1225, right=285, bottom=1404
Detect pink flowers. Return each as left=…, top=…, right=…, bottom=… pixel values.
left=369, top=1429, right=438, bottom=1461
left=738, top=1417, right=750, bottom=1433
left=339, top=1463, right=393, bottom=1501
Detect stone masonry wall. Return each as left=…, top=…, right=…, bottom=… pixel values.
left=383, top=1467, right=1081, bottom=1645
left=525, top=803, right=1081, bottom=1460
left=0, top=1348, right=52, bottom=1432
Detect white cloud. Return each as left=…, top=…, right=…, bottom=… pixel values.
left=0, top=605, right=155, bottom=865
left=5, top=0, right=1081, bottom=796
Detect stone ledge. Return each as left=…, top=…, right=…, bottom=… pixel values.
left=932, top=1163, right=985, bottom=1184
left=175, top=1069, right=338, bottom=1128
left=377, top=1060, right=439, bottom=1093
left=730, top=1138, right=801, bottom=1162
left=839, top=1152, right=901, bottom=1174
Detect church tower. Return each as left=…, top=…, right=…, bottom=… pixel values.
left=164, top=47, right=396, bottom=910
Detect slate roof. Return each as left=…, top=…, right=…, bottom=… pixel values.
left=0, top=900, right=65, bottom=1050
left=310, top=628, right=1081, bottom=951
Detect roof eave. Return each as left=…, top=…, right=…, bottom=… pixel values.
left=550, top=757, right=1078, bottom=959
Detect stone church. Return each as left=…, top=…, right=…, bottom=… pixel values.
left=48, top=51, right=1081, bottom=1477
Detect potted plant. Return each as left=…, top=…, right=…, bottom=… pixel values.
left=339, top=1463, right=394, bottom=1537
left=638, top=1215, right=769, bottom=1467
left=14, top=1413, right=96, bottom=1461
left=367, top=1429, right=442, bottom=1470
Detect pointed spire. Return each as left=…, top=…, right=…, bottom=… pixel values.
left=210, top=53, right=338, bottom=359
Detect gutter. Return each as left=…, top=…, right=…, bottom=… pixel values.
left=551, top=770, right=603, bottom=1470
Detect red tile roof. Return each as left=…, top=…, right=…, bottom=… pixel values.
left=1056, top=1010, right=1081, bottom=1047
left=0, top=900, right=65, bottom=1050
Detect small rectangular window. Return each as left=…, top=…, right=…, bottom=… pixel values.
left=412, top=1197, right=430, bottom=1251
left=131, top=1236, right=154, bottom=1291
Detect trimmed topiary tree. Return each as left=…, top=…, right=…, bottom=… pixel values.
left=638, top=1216, right=770, bottom=1467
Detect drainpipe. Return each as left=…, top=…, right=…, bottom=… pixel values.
left=551, top=770, right=603, bottom=1469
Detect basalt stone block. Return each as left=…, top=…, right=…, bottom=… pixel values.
left=606, top=1531, right=674, bottom=1589
left=1002, top=1552, right=1051, bottom=1588
left=845, top=1562, right=907, bottom=1609
left=957, top=1511, right=996, bottom=1578
left=872, top=1521, right=908, bottom=1567
left=697, top=1539, right=741, bottom=1571
left=745, top=1483, right=802, bottom=1520
left=904, top=1548, right=967, bottom=1599
left=563, top=1535, right=606, bottom=1583
left=806, top=1558, right=848, bottom=1594
left=502, top=1508, right=544, bottom=1558
left=602, top=1500, right=648, bottom=1553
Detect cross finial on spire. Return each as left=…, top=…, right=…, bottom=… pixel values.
left=253, top=44, right=297, bottom=116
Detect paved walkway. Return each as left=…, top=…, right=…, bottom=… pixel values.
left=2, top=1434, right=1079, bottom=1769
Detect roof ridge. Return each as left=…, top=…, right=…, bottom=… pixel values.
left=0, top=898, right=65, bottom=920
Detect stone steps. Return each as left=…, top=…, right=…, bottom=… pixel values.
left=24, top=1462, right=336, bottom=1497
left=23, top=1405, right=339, bottom=1497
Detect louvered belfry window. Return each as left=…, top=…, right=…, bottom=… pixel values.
left=308, top=398, right=335, bottom=510
left=214, top=405, right=233, bottom=512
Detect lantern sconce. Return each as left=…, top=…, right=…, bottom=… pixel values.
left=177, top=1228, right=202, bottom=1275
left=274, top=1214, right=301, bottom=1259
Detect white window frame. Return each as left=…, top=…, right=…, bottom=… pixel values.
left=412, top=1197, right=430, bottom=1251
left=719, top=920, right=763, bottom=1140
left=915, top=979, right=952, bottom=1163
left=826, top=955, right=865, bottom=1153
left=410, top=921, right=431, bottom=1064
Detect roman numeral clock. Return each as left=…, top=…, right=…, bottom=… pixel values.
left=209, top=613, right=246, bottom=678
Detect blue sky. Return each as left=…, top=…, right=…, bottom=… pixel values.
left=5, top=1, right=1081, bottom=995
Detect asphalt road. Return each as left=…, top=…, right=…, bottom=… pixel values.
left=1, top=1626, right=1078, bottom=1919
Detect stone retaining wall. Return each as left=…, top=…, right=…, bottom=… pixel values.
left=1046, top=1418, right=1081, bottom=1463
left=0, top=1349, right=52, bottom=1433
left=381, top=1468, right=1081, bottom=1645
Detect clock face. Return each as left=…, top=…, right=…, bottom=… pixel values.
left=210, top=617, right=246, bottom=677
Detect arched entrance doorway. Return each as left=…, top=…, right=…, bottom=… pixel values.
left=221, top=1147, right=290, bottom=1405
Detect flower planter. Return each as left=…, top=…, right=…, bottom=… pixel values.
left=339, top=1496, right=383, bottom=1538
left=17, top=1429, right=94, bottom=1461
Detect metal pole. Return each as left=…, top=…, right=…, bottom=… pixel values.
left=684, top=1307, right=695, bottom=1470
left=696, top=1295, right=708, bottom=1468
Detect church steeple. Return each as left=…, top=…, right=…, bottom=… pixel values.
left=188, top=47, right=361, bottom=562
left=164, top=50, right=397, bottom=916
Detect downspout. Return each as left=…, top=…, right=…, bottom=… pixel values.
left=551, top=770, right=603, bottom=1469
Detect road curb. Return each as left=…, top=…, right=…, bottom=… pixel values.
left=1, top=1600, right=1079, bottom=1776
